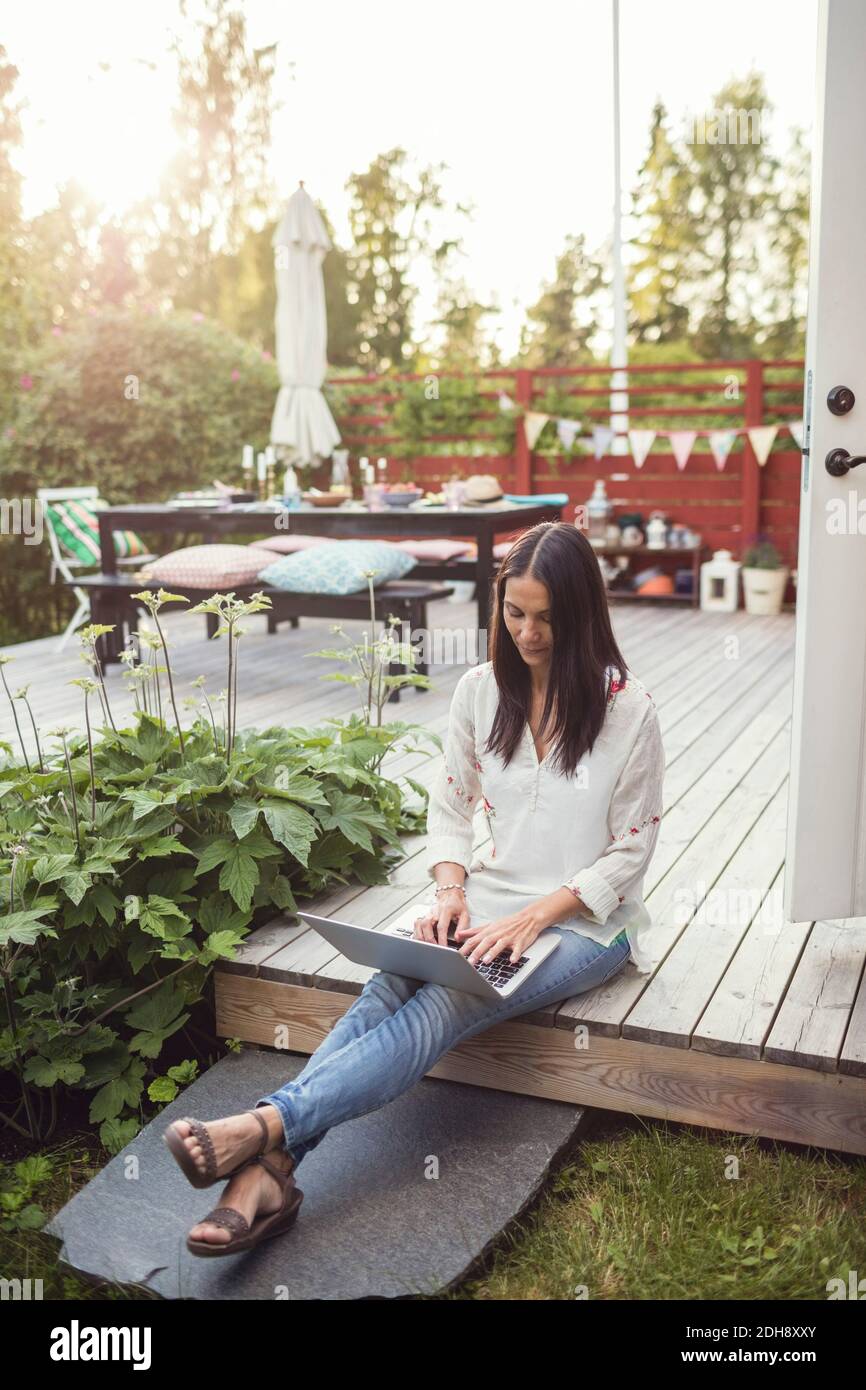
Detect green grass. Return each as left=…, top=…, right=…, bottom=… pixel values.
left=440, top=1113, right=866, bottom=1301
left=5, top=1112, right=865, bottom=1301
left=0, top=1130, right=160, bottom=1301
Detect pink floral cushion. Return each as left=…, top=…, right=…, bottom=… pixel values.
left=395, top=538, right=474, bottom=561
left=248, top=535, right=329, bottom=556
left=136, top=544, right=269, bottom=588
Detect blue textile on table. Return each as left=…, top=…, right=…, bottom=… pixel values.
left=503, top=493, right=569, bottom=506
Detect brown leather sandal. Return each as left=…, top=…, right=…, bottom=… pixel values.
left=163, top=1108, right=271, bottom=1189
left=186, top=1154, right=304, bottom=1258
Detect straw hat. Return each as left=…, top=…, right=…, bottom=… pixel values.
left=463, top=473, right=504, bottom=505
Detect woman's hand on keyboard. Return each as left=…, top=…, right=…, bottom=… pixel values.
left=454, top=907, right=546, bottom=966
left=413, top=889, right=470, bottom=947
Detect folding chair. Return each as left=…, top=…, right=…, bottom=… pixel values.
left=37, top=486, right=155, bottom=652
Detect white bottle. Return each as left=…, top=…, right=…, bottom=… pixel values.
left=283, top=464, right=301, bottom=508
left=585, top=479, right=612, bottom=543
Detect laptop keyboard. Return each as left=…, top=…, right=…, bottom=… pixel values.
left=390, top=923, right=530, bottom=988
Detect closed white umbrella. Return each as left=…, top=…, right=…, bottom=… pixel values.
left=270, top=182, right=341, bottom=465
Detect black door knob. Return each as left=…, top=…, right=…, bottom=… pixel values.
left=827, top=385, right=856, bottom=416
left=825, top=447, right=866, bottom=476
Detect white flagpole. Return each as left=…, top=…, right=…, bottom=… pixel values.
left=610, top=0, right=629, bottom=455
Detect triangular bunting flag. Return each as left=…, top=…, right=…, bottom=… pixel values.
left=498, top=392, right=515, bottom=412
left=747, top=425, right=778, bottom=466
left=628, top=429, right=656, bottom=469
left=788, top=419, right=804, bottom=448
left=667, top=430, right=697, bottom=471
left=523, top=412, right=551, bottom=450
left=708, top=429, right=737, bottom=471
left=592, top=425, right=615, bottom=460
left=556, top=418, right=582, bottom=451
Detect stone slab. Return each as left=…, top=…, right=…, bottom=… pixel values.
left=45, top=1046, right=587, bottom=1300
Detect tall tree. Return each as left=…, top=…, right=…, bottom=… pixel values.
left=142, top=0, right=278, bottom=311
left=24, top=181, right=105, bottom=323
left=626, top=75, right=809, bottom=359
left=344, top=148, right=461, bottom=371
left=627, top=101, right=692, bottom=344
left=756, top=124, right=810, bottom=357
left=431, top=240, right=500, bottom=368
left=518, top=233, right=606, bottom=366
left=685, top=74, right=780, bottom=356
left=0, top=46, right=26, bottom=418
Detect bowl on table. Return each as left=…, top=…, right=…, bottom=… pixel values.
left=380, top=487, right=424, bottom=508
left=302, top=491, right=348, bottom=508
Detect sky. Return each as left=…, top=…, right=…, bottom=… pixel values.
left=4, top=0, right=820, bottom=357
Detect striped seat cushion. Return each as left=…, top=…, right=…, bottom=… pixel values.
left=46, top=498, right=147, bottom=565
left=137, top=544, right=270, bottom=588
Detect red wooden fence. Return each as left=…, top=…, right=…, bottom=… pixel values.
left=325, top=359, right=804, bottom=602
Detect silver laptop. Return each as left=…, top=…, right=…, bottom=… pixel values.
left=297, top=902, right=560, bottom=1000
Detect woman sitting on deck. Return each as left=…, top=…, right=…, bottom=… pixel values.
left=164, top=519, right=666, bottom=1256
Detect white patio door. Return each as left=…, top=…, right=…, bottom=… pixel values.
left=784, top=0, right=866, bottom=920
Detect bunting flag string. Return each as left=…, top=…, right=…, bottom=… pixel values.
left=496, top=395, right=802, bottom=470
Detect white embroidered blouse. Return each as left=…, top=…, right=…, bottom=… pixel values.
left=423, top=661, right=665, bottom=974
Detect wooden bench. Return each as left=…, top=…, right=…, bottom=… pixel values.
left=69, top=573, right=454, bottom=700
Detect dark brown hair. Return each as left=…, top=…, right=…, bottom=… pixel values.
left=485, top=521, right=628, bottom=778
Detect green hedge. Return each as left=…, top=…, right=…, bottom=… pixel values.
left=0, top=308, right=280, bottom=644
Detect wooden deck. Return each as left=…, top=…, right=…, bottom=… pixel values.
left=6, top=599, right=866, bottom=1157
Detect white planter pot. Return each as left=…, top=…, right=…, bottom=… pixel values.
left=741, top=566, right=789, bottom=615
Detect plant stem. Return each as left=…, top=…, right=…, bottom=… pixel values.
left=365, top=577, right=376, bottom=721
left=0, top=665, right=30, bottom=770
left=202, top=691, right=220, bottom=753
left=84, top=693, right=96, bottom=822
left=89, top=639, right=117, bottom=733
left=2, top=969, right=39, bottom=1139
left=67, top=958, right=199, bottom=1035
left=153, top=611, right=185, bottom=756
left=152, top=646, right=163, bottom=723
left=0, top=1108, right=31, bottom=1138
left=21, top=695, right=44, bottom=772
left=226, top=620, right=235, bottom=758
left=60, top=735, right=82, bottom=859
left=43, top=1083, right=58, bottom=1142
left=231, top=634, right=240, bottom=751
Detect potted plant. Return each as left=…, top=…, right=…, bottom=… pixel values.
left=740, top=540, right=789, bottom=615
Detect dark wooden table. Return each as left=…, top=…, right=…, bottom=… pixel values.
left=96, top=501, right=565, bottom=630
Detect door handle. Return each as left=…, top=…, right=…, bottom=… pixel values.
left=825, top=448, right=866, bottom=476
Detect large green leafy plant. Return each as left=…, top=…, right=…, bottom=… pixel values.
left=0, top=590, right=439, bottom=1152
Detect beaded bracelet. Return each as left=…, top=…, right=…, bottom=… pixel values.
left=433, top=881, right=466, bottom=898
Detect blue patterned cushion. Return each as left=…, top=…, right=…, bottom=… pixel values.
left=259, top=540, right=417, bottom=595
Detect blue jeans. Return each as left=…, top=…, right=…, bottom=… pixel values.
left=254, top=926, right=631, bottom=1167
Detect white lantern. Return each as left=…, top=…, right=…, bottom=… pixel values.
left=700, top=549, right=741, bottom=613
